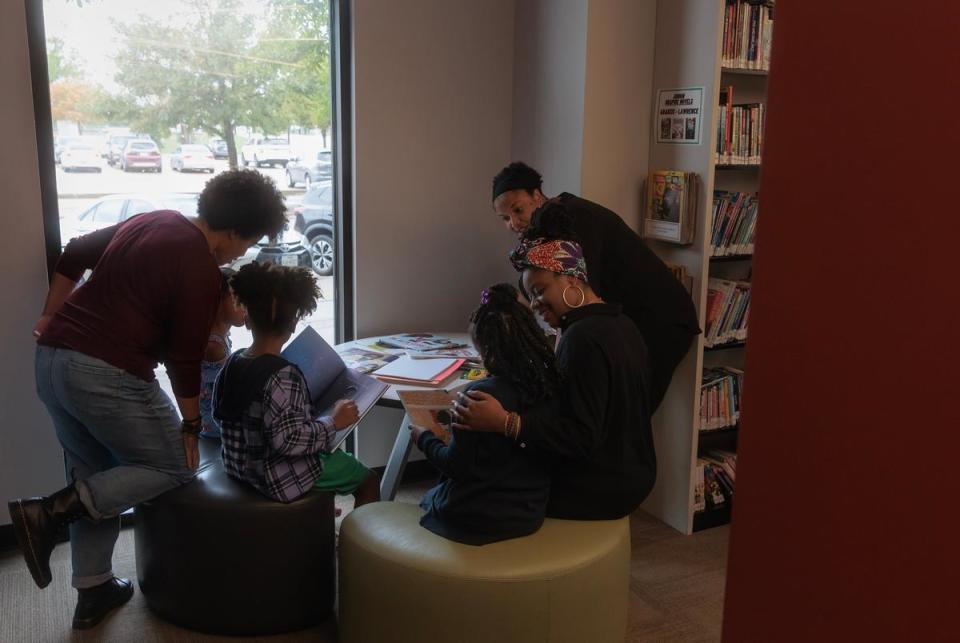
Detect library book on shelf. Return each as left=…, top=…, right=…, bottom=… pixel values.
left=721, top=0, right=774, bottom=71
left=710, top=191, right=757, bottom=257
left=642, top=170, right=700, bottom=244
left=700, top=366, right=743, bottom=432
left=704, top=278, right=751, bottom=348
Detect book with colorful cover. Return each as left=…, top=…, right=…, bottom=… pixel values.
left=643, top=170, right=698, bottom=244
left=396, top=389, right=455, bottom=444
left=378, top=333, right=466, bottom=352
left=337, top=346, right=400, bottom=374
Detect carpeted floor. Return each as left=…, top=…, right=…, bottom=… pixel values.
left=0, top=483, right=729, bottom=642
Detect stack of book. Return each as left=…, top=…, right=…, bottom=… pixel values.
left=700, top=366, right=744, bottom=431
left=705, top=278, right=751, bottom=347
left=710, top=191, right=758, bottom=256
left=716, top=87, right=764, bottom=165
left=373, top=355, right=465, bottom=388
left=721, top=0, right=774, bottom=71
left=693, top=450, right=738, bottom=512
left=642, top=170, right=700, bottom=244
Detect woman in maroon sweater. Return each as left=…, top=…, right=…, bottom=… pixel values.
left=7, top=170, right=286, bottom=630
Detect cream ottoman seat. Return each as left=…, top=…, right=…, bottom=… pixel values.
left=338, top=501, right=630, bottom=643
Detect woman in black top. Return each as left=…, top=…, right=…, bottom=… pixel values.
left=453, top=238, right=655, bottom=520
left=491, top=161, right=699, bottom=411
left=411, top=283, right=559, bottom=545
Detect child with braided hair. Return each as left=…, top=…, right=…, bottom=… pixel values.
left=411, top=283, right=557, bottom=545
left=213, top=263, right=379, bottom=506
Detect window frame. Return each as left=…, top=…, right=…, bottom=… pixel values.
left=25, top=0, right=356, bottom=345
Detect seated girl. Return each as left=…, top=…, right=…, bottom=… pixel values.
left=412, top=283, right=558, bottom=545
left=213, top=262, right=380, bottom=506
left=453, top=238, right=655, bottom=520
left=199, top=268, right=246, bottom=440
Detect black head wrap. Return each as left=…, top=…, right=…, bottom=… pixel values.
left=492, top=161, right=543, bottom=201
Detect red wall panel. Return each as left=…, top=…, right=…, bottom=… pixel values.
left=721, top=2, right=960, bottom=641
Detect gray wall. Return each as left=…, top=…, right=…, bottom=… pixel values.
left=511, top=0, right=588, bottom=195
left=0, top=2, right=66, bottom=524
left=511, top=0, right=657, bottom=229
left=353, top=0, right=517, bottom=340
left=351, top=0, right=517, bottom=465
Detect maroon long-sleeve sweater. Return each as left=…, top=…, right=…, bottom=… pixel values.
left=39, top=211, right=221, bottom=398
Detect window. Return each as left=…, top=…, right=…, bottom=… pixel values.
left=93, top=199, right=125, bottom=224
left=30, top=0, right=354, bottom=395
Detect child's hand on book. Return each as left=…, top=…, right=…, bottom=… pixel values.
left=408, top=424, right=428, bottom=442
left=332, top=399, right=359, bottom=429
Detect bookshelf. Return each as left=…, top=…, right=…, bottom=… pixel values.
left=639, top=0, right=771, bottom=534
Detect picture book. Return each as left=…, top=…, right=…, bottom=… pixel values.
left=281, top=327, right=388, bottom=448
left=397, top=390, right=455, bottom=445
left=643, top=170, right=698, bottom=244
left=337, top=346, right=399, bottom=374
left=378, top=333, right=466, bottom=352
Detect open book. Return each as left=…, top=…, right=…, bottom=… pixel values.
left=282, top=327, right=388, bottom=449
left=397, top=389, right=455, bottom=445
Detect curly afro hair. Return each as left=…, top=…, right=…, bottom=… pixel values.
left=198, top=169, right=287, bottom=240
left=469, top=283, right=561, bottom=405
left=229, top=263, right=320, bottom=335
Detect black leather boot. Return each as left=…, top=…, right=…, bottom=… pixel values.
left=7, top=484, right=89, bottom=588
left=73, top=577, right=134, bottom=630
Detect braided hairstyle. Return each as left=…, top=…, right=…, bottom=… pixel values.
left=469, top=283, right=561, bottom=405
left=521, top=198, right=578, bottom=243
left=229, top=263, right=320, bottom=335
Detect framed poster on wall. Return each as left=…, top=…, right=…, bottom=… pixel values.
left=655, top=87, right=704, bottom=145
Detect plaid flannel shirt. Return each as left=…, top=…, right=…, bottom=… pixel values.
left=219, top=364, right=337, bottom=502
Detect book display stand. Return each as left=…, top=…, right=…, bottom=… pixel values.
left=641, top=0, right=772, bottom=533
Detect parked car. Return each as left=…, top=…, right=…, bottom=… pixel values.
left=231, top=228, right=313, bottom=272
left=241, top=136, right=292, bottom=168
left=54, top=136, right=81, bottom=164
left=171, top=144, right=215, bottom=173
left=59, top=193, right=200, bottom=246
left=293, top=184, right=335, bottom=276
left=208, top=137, right=229, bottom=159
left=285, top=150, right=332, bottom=189
left=60, top=142, right=103, bottom=173
left=120, top=140, right=162, bottom=173
left=107, top=134, right=149, bottom=166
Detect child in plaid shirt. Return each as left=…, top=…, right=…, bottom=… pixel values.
left=213, top=263, right=379, bottom=505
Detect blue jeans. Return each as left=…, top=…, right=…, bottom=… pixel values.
left=35, top=345, right=194, bottom=588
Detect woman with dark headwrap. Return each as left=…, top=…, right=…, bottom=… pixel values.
left=452, top=238, right=655, bottom=520
left=490, top=161, right=699, bottom=412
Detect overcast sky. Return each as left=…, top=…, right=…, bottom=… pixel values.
left=43, top=0, right=266, bottom=91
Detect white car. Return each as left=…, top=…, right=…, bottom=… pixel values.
left=60, top=143, right=103, bottom=172
left=241, top=136, right=292, bottom=168
left=171, top=144, right=216, bottom=173
left=59, top=193, right=199, bottom=246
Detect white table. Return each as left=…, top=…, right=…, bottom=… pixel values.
left=335, top=333, right=473, bottom=500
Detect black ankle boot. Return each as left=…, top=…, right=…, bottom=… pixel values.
left=73, top=577, right=134, bottom=630
left=7, top=484, right=88, bottom=588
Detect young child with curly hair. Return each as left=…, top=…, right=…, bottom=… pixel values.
left=213, top=263, right=379, bottom=506
left=412, top=283, right=558, bottom=545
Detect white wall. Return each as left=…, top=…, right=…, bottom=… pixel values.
left=351, top=0, right=517, bottom=465
left=0, top=2, right=67, bottom=524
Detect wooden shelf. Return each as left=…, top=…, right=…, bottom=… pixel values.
left=704, top=340, right=746, bottom=352
left=693, top=502, right=732, bottom=532
left=698, top=426, right=739, bottom=453
left=715, top=163, right=761, bottom=170
left=721, top=66, right=768, bottom=76
left=709, top=253, right=753, bottom=262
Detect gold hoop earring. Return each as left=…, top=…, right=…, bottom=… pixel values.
left=562, top=286, right=585, bottom=308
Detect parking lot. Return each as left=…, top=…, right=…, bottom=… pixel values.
left=56, top=155, right=306, bottom=217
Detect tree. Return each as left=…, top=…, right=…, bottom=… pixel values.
left=46, top=37, right=82, bottom=83
left=111, top=0, right=293, bottom=168
left=263, top=0, right=333, bottom=146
